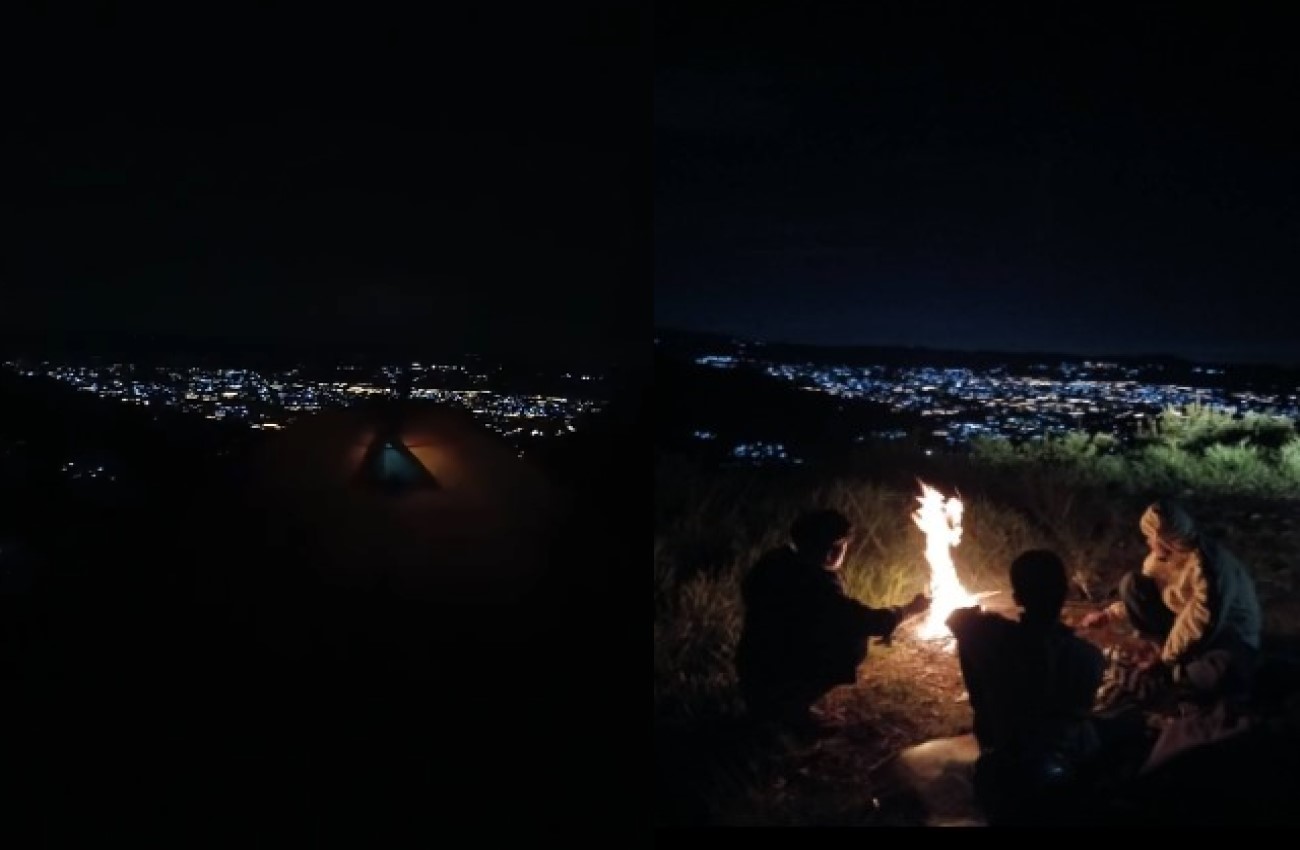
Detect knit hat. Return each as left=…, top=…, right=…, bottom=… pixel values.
left=791, top=509, right=852, bottom=551
left=1139, top=499, right=1198, bottom=551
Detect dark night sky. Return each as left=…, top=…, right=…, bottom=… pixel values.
left=656, top=5, right=1300, bottom=366
left=1, top=6, right=643, bottom=368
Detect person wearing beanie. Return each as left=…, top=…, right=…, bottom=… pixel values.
left=734, top=508, right=931, bottom=735
left=1081, top=498, right=1262, bottom=703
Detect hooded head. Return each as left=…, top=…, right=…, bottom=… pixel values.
left=1140, top=499, right=1199, bottom=554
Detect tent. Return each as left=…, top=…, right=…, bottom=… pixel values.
left=230, top=400, right=558, bottom=605
left=354, top=419, right=439, bottom=491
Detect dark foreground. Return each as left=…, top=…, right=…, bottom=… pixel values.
left=0, top=376, right=642, bottom=840
left=656, top=620, right=1300, bottom=828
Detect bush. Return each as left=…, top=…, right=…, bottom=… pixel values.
left=1199, top=442, right=1276, bottom=494
left=1138, top=404, right=1296, bottom=454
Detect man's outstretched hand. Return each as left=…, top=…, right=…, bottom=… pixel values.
left=901, top=592, right=932, bottom=619
left=878, top=593, right=933, bottom=646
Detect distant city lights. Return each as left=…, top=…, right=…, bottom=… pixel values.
left=673, top=349, right=1300, bottom=466
left=3, top=358, right=607, bottom=453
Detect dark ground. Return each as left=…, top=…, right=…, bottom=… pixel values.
left=656, top=600, right=1300, bottom=828
left=0, top=370, right=643, bottom=840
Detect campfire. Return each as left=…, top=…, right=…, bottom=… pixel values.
left=911, top=481, right=984, bottom=640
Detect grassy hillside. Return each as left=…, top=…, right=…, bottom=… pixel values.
left=654, top=405, right=1300, bottom=825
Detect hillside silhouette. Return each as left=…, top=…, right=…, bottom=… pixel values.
left=655, top=349, right=916, bottom=460
left=0, top=369, right=633, bottom=839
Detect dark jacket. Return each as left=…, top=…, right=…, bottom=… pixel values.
left=946, top=607, right=1104, bottom=767
left=735, top=546, right=904, bottom=722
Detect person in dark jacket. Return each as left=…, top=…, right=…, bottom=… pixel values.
left=947, top=549, right=1107, bottom=825
left=735, top=508, right=930, bottom=734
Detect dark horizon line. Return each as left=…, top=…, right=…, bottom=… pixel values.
left=654, top=326, right=1300, bottom=373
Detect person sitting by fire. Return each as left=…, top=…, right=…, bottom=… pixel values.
left=735, top=508, right=931, bottom=736
left=946, top=549, right=1109, bottom=825
left=1080, top=498, right=1262, bottom=710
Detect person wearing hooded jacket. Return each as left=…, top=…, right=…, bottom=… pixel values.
left=1081, top=498, right=1262, bottom=703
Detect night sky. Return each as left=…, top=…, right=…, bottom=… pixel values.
left=656, top=6, right=1300, bottom=366
left=1, top=7, right=642, bottom=367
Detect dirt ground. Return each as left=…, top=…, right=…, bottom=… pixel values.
left=783, top=604, right=1135, bottom=821
left=733, top=595, right=1300, bottom=827
left=656, top=499, right=1300, bottom=827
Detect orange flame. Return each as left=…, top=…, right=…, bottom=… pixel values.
left=912, top=481, right=979, bottom=638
